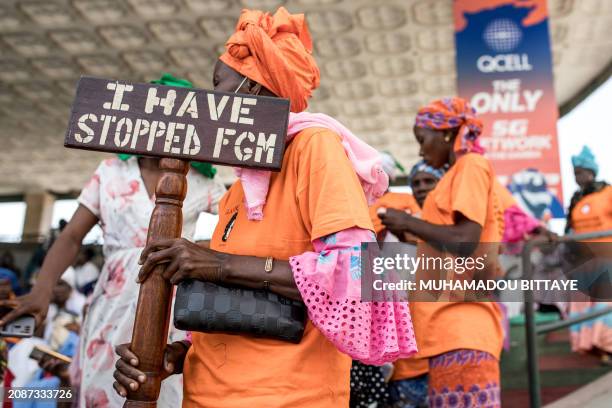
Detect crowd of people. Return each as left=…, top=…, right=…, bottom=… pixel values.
left=0, top=6, right=609, bottom=408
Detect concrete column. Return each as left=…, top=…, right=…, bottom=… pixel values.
left=21, top=192, right=55, bottom=242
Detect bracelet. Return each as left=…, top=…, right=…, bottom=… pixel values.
left=263, top=257, right=273, bottom=290
left=216, top=264, right=225, bottom=282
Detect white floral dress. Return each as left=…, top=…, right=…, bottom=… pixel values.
left=76, top=157, right=225, bottom=408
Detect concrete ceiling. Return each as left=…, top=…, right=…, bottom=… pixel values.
left=1, top=0, right=611, bottom=195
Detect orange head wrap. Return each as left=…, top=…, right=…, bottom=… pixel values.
left=219, top=7, right=320, bottom=113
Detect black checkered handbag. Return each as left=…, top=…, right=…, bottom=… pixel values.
left=174, top=280, right=307, bottom=343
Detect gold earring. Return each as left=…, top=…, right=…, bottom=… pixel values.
left=444, top=136, right=451, bottom=143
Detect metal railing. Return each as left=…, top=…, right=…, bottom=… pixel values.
left=522, top=229, right=612, bottom=408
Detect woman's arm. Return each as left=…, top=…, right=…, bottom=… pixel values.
left=379, top=209, right=482, bottom=256
left=34, top=206, right=98, bottom=294
left=0, top=205, right=98, bottom=326
left=138, top=239, right=301, bottom=300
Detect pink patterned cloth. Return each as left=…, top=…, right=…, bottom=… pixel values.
left=502, top=204, right=541, bottom=243
left=290, top=227, right=417, bottom=365
left=236, top=112, right=389, bottom=220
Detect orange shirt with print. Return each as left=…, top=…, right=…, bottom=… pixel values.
left=182, top=128, right=374, bottom=408
left=570, top=185, right=612, bottom=241
left=410, top=153, right=504, bottom=360
left=369, top=192, right=421, bottom=234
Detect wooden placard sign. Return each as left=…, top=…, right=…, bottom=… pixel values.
left=62, top=76, right=290, bottom=408
left=64, top=76, right=290, bottom=170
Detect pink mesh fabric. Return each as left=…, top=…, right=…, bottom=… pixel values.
left=290, top=228, right=417, bottom=365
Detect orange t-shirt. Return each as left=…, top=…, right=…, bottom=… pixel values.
left=369, top=192, right=421, bottom=233
left=183, top=128, right=374, bottom=408
left=409, top=153, right=504, bottom=360
left=570, top=185, right=612, bottom=241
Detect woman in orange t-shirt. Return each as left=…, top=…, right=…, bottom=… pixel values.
left=379, top=98, right=503, bottom=407
left=566, top=146, right=612, bottom=238
left=565, top=146, right=612, bottom=364
left=112, top=7, right=417, bottom=408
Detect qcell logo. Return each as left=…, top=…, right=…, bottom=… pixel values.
left=483, top=19, right=523, bottom=53
left=476, top=18, right=532, bottom=73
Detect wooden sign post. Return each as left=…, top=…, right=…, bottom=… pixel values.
left=64, top=77, right=290, bottom=407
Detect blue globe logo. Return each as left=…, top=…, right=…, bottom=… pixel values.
left=483, top=19, right=522, bottom=52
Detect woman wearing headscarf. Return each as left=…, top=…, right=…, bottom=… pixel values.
left=565, top=146, right=612, bottom=364
left=407, top=161, right=446, bottom=210
left=0, top=74, right=227, bottom=407
left=113, top=7, right=416, bottom=408
left=379, top=97, right=504, bottom=407
left=566, top=146, right=611, bottom=237
left=386, top=162, right=548, bottom=407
